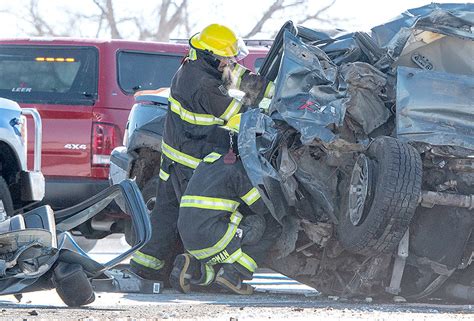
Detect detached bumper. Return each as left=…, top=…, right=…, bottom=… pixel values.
left=21, top=170, right=45, bottom=202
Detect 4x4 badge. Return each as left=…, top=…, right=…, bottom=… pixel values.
left=64, top=143, right=87, bottom=150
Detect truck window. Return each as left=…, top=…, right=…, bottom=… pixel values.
left=117, top=51, right=183, bottom=94
left=0, top=46, right=98, bottom=105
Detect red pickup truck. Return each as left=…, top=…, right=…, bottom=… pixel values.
left=0, top=38, right=268, bottom=239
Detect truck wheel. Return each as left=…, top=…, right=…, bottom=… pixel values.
left=336, top=136, right=422, bottom=256
left=0, top=177, right=14, bottom=219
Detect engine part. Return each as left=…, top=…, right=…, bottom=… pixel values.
left=444, top=283, right=474, bottom=302
left=420, top=191, right=474, bottom=209
left=91, top=217, right=116, bottom=232
left=386, top=230, right=409, bottom=295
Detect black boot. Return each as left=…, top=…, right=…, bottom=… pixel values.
left=130, top=259, right=170, bottom=287
left=169, top=253, right=203, bottom=293
left=214, top=264, right=254, bottom=295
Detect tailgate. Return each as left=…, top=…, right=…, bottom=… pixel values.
left=0, top=45, right=98, bottom=178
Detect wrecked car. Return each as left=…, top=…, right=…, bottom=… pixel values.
left=0, top=179, right=151, bottom=306
left=238, top=3, right=473, bottom=302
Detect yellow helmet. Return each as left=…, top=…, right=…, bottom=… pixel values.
left=190, top=24, right=248, bottom=60
left=221, top=113, right=241, bottom=133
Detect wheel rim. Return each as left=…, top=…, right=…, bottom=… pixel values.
left=348, top=154, right=372, bottom=226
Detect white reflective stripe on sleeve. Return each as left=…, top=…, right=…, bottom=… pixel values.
left=188, top=211, right=243, bottom=260
left=180, top=195, right=239, bottom=212
left=159, top=169, right=170, bottom=181
left=161, top=141, right=201, bottom=169
left=203, top=152, right=222, bottom=163
left=169, top=96, right=224, bottom=126
left=220, top=99, right=242, bottom=122
left=232, top=64, right=247, bottom=90
left=240, top=187, right=261, bottom=206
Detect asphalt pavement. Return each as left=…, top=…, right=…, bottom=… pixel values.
left=0, top=235, right=472, bottom=320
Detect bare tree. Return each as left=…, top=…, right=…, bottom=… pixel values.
left=2, top=0, right=342, bottom=41
left=244, top=0, right=338, bottom=38
left=21, top=0, right=62, bottom=37
left=91, top=0, right=123, bottom=39
left=4, top=0, right=189, bottom=41
left=131, top=0, right=189, bottom=41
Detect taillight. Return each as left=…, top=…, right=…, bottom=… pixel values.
left=91, top=122, right=120, bottom=166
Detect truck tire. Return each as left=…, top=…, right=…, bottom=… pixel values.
left=0, top=177, right=14, bottom=219
left=336, top=136, right=422, bottom=256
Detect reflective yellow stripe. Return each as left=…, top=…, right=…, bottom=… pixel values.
left=162, top=141, right=201, bottom=169
left=189, top=211, right=243, bottom=260
left=200, top=264, right=215, bottom=286
left=237, top=252, right=258, bottom=273
left=169, top=95, right=224, bottom=126
left=240, top=187, right=261, bottom=206
left=223, top=248, right=243, bottom=264
left=203, top=152, right=222, bottom=163
left=180, top=195, right=239, bottom=212
left=159, top=169, right=170, bottom=181
left=264, top=81, right=275, bottom=99
left=220, top=99, right=242, bottom=121
left=232, top=64, right=247, bottom=90
left=189, top=48, right=197, bottom=61
left=131, top=251, right=165, bottom=270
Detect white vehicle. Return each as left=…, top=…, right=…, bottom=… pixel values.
left=0, top=97, right=44, bottom=217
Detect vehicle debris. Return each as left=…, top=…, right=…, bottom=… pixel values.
left=238, top=3, right=473, bottom=302
left=0, top=179, right=151, bottom=306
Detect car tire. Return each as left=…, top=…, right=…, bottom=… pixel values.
left=336, top=136, right=422, bottom=256
left=0, top=177, right=14, bottom=219
left=124, top=175, right=159, bottom=246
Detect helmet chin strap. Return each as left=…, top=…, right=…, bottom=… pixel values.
left=192, top=47, right=221, bottom=68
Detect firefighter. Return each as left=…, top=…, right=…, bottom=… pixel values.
left=170, top=114, right=280, bottom=295
left=130, top=24, right=275, bottom=283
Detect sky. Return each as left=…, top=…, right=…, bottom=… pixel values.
left=0, top=0, right=469, bottom=39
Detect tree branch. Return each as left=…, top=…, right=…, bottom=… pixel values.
left=297, top=0, right=336, bottom=25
